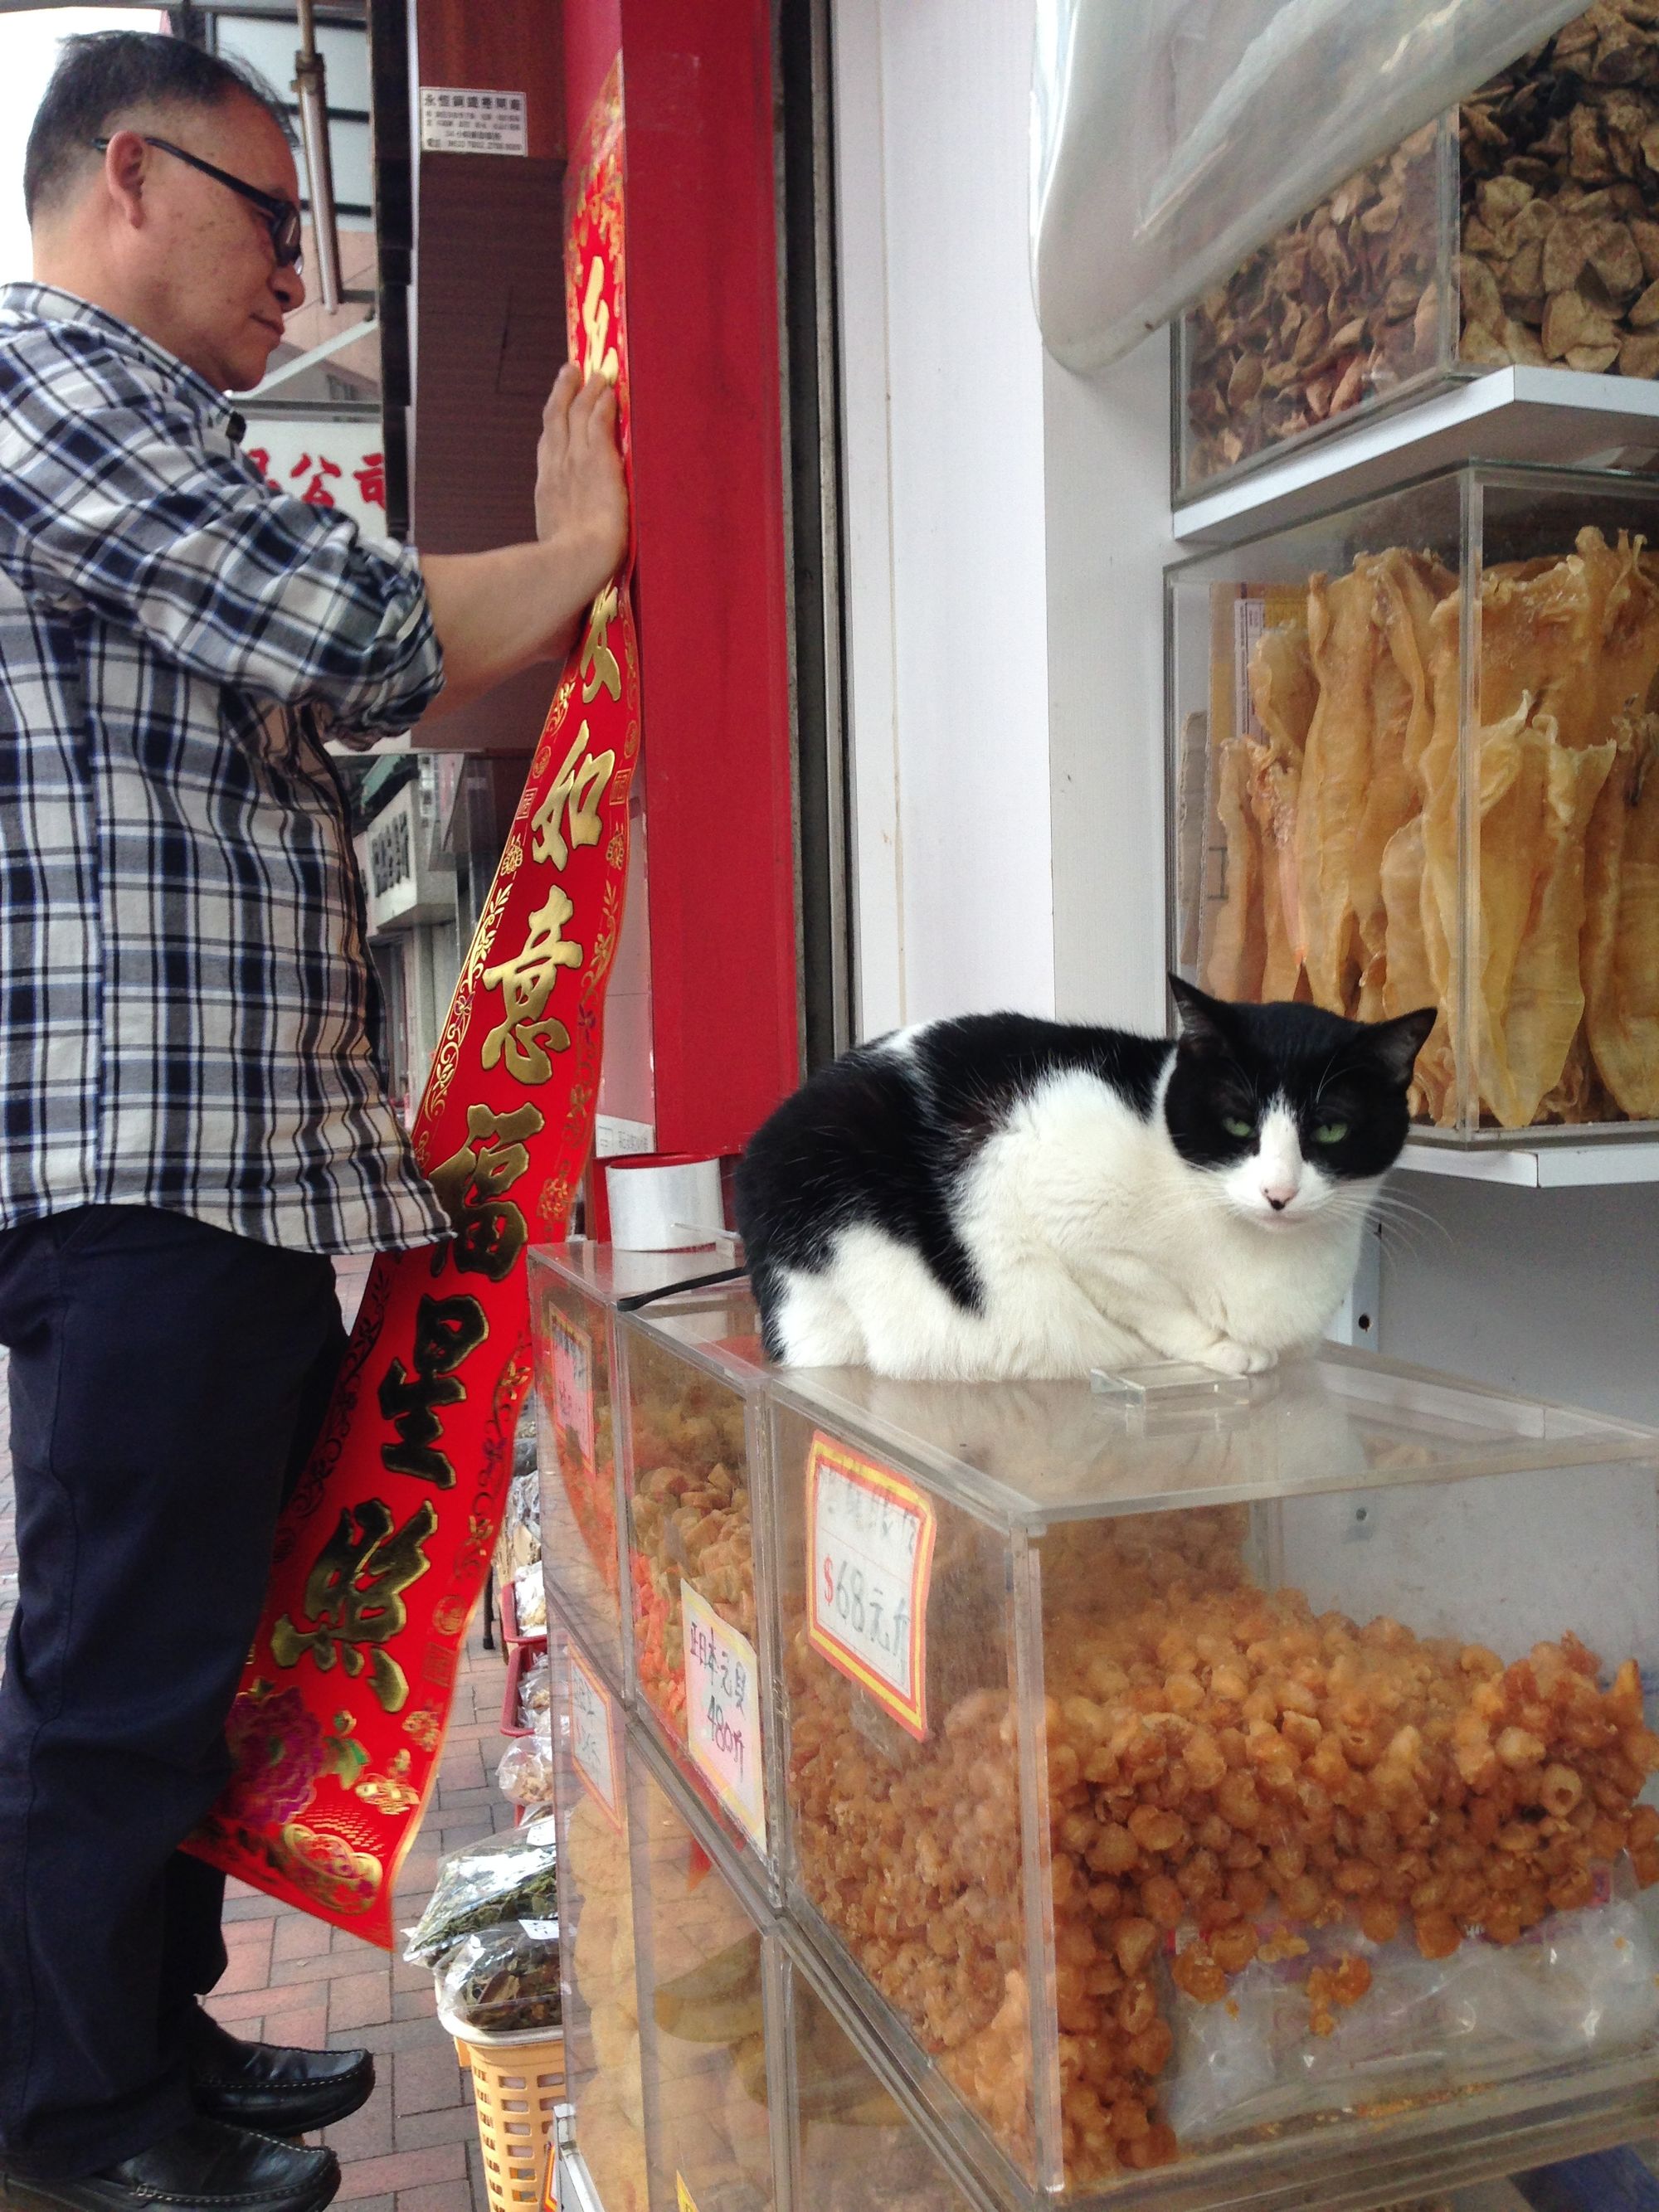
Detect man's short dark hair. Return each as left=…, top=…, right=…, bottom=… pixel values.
left=24, top=31, right=289, bottom=225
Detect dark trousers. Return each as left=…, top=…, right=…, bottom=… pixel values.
left=0, top=1207, right=347, bottom=2179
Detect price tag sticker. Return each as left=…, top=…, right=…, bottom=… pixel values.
left=805, top=1432, right=936, bottom=1740
left=681, top=1584, right=766, bottom=1852
left=567, top=1645, right=622, bottom=1830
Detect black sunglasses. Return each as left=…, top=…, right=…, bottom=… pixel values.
left=91, top=134, right=304, bottom=272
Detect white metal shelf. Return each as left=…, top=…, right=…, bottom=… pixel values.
left=1173, top=366, right=1659, bottom=547
left=1400, top=1138, right=1659, bottom=1189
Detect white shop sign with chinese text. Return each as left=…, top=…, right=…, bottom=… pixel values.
left=805, top=1432, right=936, bottom=1741
left=239, top=417, right=388, bottom=542
left=420, top=86, right=528, bottom=157
left=680, top=1583, right=766, bottom=1852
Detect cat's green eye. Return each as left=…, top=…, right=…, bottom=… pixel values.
left=1222, top=1116, right=1253, bottom=1140
left=1315, top=1121, right=1350, bottom=1145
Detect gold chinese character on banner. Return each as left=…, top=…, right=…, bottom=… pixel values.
left=426, top=1102, right=546, bottom=1281
left=530, top=724, right=615, bottom=871
left=581, top=256, right=620, bottom=386
left=581, top=584, right=621, bottom=703
left=270, top=1498, right=439, bottom=1714
left=377, top=1293, right=490, bottom=1486
left=480, top=888, right=583, bottom=1083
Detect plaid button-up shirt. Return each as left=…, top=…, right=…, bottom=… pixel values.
left=0, top=283, right=450, bottom=1255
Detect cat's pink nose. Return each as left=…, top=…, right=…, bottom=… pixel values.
left=1262, top=1184, right=1297, bottom=1212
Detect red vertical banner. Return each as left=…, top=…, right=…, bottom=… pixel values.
left=187, top=63, right=636, bottom=1947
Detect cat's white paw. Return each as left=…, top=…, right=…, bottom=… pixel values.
left=1200, top=1339, right=1277, bottom=1377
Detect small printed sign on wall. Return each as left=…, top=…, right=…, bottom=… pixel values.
left=420, top=86, right=528, bottom=157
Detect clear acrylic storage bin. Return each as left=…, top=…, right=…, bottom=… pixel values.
left=776, top=1932, right=987, bottom=2212
left=1177, top=7, right=1659, bottom=501
left=531, top=1243, right=734, bottom=1695
left=766, top=1350, right=1659, bottom=2206
left=547, top=1612, right=649, bottom=2212
left=1169, top=460, right=1659, bottom=1144
left=627, top=1732, right=782, bottom=2212
left=616, top=1280, right=781, bottom=1894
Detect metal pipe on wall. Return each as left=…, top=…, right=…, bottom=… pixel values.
left=294, top=0, right=343, bottom=311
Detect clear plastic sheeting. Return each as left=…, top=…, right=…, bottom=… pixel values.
left=1032, top=0, right=1588, bottom=373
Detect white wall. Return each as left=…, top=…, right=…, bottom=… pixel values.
left=833, top=0, right=1053, bottom=1035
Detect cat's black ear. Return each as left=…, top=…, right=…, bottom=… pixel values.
left=1169, top=974, right=1230, bottom=1051
left=1366, top=1007, right=1437, bottom=1087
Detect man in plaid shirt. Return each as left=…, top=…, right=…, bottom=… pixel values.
left=0, top=33, right=625, bottom=2212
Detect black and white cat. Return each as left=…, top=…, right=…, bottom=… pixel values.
left=734, top=980, right=1433, bottom=1383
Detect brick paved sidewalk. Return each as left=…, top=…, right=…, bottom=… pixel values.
left=0, top=1257, right=512, bottom=2212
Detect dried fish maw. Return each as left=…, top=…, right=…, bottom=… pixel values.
left=1589, top=532, right=1659, bottom=737
left=1247, top=622, right=1316, bottom=998
left=1415, top=592, right=1466, bottom=1125
left=1380, top=817, right=1453, bottom=1121
left=1537, top=1031, right=1597, bottom=1125
left=1297, top=569, right=1377, bottom=1011
left=1478, top=719, right=1615, bottom=1129
left=1353, top=551, right=1453, bottom=1018
left=1584, top=714, right=1659, bottom=1117
left=1478, top=531, right=1659, bottom=753
left=1203, top=738, right=1267, bottom=999
left=1479, top=546, right=1604, bottom=749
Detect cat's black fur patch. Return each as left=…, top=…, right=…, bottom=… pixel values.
left=735, top=988, right=1432, bottom=1363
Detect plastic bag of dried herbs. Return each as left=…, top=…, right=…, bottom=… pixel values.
left=435, top=1919, right=563, bottom=2038
left=402, top=1822, right=558, bottom=1966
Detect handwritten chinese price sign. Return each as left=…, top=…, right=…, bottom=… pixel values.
left=805, top=1433, right=937, bottom=1743
left=568, top=1641, right=623, bottom=1830
left=680, top=1583, right=766, bottom=1851
left=187, top=61, right=639, bottom=1946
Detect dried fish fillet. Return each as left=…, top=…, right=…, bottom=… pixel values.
left=1354, top=552, right=1454, bottom=1019
left=1584, top=712, right=1659, bottom=1116
left=1204, top=739, right=1267, bottom=999
left=1246, top=620, right=1317, bottom=999
left=1380, top=816, right=1453, bottom=1122
left=1476, top=713, right=1615, bottom=1128
left=1297, top=568, right=1382, bottom=1011
left=1414, top=592, right=1466, bottom=1125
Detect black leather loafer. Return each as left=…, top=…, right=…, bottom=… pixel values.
left=0, top=2116, right=338, bottom=2212
left=187, top=2010, right=374, bottom=2137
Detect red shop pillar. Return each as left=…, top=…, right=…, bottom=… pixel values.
left=566, top=1, right=801, bottom=1228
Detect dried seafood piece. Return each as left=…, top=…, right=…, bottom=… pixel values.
left=1353, top=552, right=1455, bottom=1020
left=1584, top=709, right=1659, bottom=1112
left=1379, top=816, right=1448, bottom=1122
left=1297, top=568, right=1384, bottom=1012
left=1202, top=740, right=1267, bottom=1000
left=1410, top=593, right=1467, bottom=1125
left=1246, top=620, right=1317, bottom=999
left=1474, top=710, right=1616, bottom=1127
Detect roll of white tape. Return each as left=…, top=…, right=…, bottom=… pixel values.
left=606, top=1155, right=725, bottom=1252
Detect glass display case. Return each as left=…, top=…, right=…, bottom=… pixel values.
left=775, top=1931, right=988, bottom=2212
left=531, top=1243, right=737, bottom=1694
left=1176, top=5, right=1659, bottom=501
left=627, top=1734, right=781, bottom=2212
left=766, top=1350, right=1659, bottom=2205
left=548, top=1612, right=649, bottom=2212
left=1168, top=461, right=1659, bottom=1144
left=615, top=1281, right=781, bottom=1895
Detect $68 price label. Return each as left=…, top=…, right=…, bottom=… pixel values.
left=805, top=1434, right=935, bottom=1739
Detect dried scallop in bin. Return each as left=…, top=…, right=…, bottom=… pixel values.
left=769, top=1355, right=1659, bottom=2200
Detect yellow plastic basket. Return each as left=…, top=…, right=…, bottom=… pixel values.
left=450, top=2028, right=566, bottom=2212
